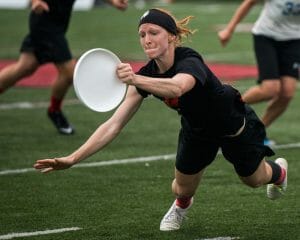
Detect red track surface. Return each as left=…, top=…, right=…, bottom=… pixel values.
left=0, top=60, right=257, bottom=88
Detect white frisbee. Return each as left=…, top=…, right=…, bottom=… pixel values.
left=74, top=48, right=127, bottom=112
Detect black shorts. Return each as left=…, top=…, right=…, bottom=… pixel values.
left=20, top=33, right=72, bottom=64
left=176, top=106, right=274, bottom=177
left=253, top=34, right=300, bottom=83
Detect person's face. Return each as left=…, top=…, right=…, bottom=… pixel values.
left=138, top=23, right=175, bottom=59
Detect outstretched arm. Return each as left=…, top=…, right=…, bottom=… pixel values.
left=34, top=86, right=143, bottom=173
left=218, top=0, right=258, bottom=47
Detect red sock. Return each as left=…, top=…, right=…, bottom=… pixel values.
left=48, top=96, right=62, bottom=112
left=176, top=196, right=192, bottom=209
left=275, top=167, right=286, bottom=185
left=0, top=88, right=4, bottom=94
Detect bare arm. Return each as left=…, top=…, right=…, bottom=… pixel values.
left=34, top=86, right=143, bottom=173
left=31, top=0, right=49, bottom=14
left=69, top=86, right=142, bottom=162
left=218, top=0, right=258, bottom=47
left=117, top=63, right=196, bottom=98
left=107, top=0, right=128, bottom=11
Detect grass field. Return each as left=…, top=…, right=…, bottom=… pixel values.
left=0, top=1, right=300, bottom=240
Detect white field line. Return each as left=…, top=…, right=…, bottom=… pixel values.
left=1, top=86, right=296, bottom=110
left=0, top=154, right=176, bottom=176
left=2, top=84, right=300, bottom=110
left=0, top=99, right=79, bottom=110
left=0, top=227, right=81, bottom=240
left=1, top=142, right=300, bottom=176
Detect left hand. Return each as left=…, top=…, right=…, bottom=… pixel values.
left=33, top=157, right=74, bottom=173
left=116, top=63, right=136, bottom=85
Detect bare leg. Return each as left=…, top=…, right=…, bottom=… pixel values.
left=240, top=157, right=288, bottom=200
left=261, top=76, right=297, bottom=127
left=172, top=168, right=204, bottom=197
left=242, top=79, right=280, bottom=104
left=160, top=168, right=204, bottom=231
left=47, top=59, right=76, bottom=135
left=51, top=59, right=76, bottom=100
left=239, top=159, right=272, bottom=188
left=0, top=52, right=39, bottom=91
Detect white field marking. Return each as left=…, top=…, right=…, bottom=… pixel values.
left=1, top=80, right=300, bottom=111
left=0, top=227, right=81, bottom=240
left=1, top=142, right=300, bottom=176
left=2, top=82, right=299, bottom=110
left=74, top=153, right=176, bottom=168
left=0, top=154, right=176, bottom=176
left=0, top=99, right=79, bottom=110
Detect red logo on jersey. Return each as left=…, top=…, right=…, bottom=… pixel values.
left=164, top=97, right=179, bottom=109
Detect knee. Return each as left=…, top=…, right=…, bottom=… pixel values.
left=65, top=67, right=74, bottom=83
left=59, top=67, right=73, bottom=83
left=63, top=72, right=74, bottom=85
left=244, top=181, right=263, bottom=188
left=241, top=177, right=265, bottom=188
left=278, top=92, right=294, bottom=104
left=57, top=60, right=75, bottom=84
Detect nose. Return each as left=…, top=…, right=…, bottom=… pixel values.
left=144, top=33, right=151, bottom=44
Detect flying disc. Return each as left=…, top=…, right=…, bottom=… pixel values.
left=74, top=48, right=127, bottom=112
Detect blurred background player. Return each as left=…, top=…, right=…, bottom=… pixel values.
left=218, top=0, right=300, bottom=145
left=0, top=0, right=128, bottom=135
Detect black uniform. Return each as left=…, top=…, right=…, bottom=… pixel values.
left=137, top=47, right=274, bottom=176
left=254, top=35, right=300, bottom=83
left=20, top=0, right=75, bottom=64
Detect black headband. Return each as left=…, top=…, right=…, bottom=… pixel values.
left=138, top=9, right=177, bottom=35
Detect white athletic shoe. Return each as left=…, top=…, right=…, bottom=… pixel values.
left=159, top=198, right=193, bottom=231
left=267, top=158, right=288, bottom=200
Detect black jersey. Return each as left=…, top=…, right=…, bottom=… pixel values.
left=136, top=47, right=245, bottom=137
left=29, top=0, right=75, bottom=35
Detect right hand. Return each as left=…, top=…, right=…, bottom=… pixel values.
left=218, top=28, right=232, bottom=47
left=33, top=157, right=74, bottom=173
left=116, top=63, right=136, bottom=85
left=31, top=0, right=49, bottom=14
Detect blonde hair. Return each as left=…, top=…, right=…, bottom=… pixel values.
left=155, top=8, right=196, bottom=46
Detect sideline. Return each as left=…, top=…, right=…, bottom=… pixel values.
left=1, top=142, right=300, bottom=176
left=0, top=227, right=81, bottom=240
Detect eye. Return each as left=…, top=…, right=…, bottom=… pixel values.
left=139, top=32, right=146, bottom=38
left=149, top=30, right=158, bottom=36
